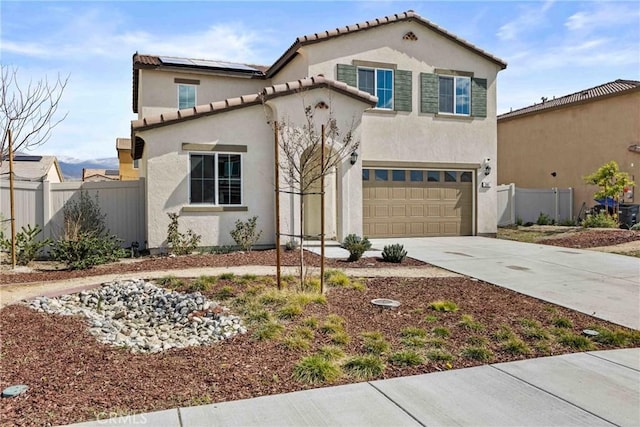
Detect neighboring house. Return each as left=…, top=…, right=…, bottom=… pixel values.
left=82, top=168, right=120, bottom=182
left=131, top=10, right=506, bottom=249
left=0, top=155, right=64, bottom=182
left=498, top=79, right=640, bottom=216
left=116, top=138, right=139, bottom=181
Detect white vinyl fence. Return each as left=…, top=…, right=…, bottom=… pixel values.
left=497, top=184, right=573, bottom=226
left=0, top=179, right=146, bottom=247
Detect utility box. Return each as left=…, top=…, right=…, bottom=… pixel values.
left=619, top=204, right=639, bottom=229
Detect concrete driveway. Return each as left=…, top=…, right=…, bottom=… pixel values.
left=370, top=237, right=640, bottom=330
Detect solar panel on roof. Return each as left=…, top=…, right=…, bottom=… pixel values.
left=159, top=56, right=194, bottom=66
left=190, top=59, right=259, bottom=72
left=105, top=170, right=119, bottom=176
left=12, top=155, right=43, bottom=162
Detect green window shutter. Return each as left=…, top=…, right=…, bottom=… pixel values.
left=394, top=69, right=412, bottom=112
left=336, top=64, right=357, bottom=87
left=420, top=73, right=438, bottom=114
left=471, top=78, right=487, bottom=118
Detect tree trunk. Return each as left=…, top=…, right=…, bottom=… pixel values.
left=299, top=194, right=305, bottom=290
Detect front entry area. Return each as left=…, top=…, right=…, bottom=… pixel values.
left=363, top=168, right=473, bottom=237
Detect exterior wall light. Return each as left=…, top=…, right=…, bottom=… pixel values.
left=484, top=164, right=491, bottom=176
left=350, top=151, right=359, bottom=165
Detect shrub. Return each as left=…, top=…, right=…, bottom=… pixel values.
left=428, top=300, right=459, bottom=312
left=381, top=244, right=407, bottom=263
left=219, top=272, right=235, bottom=280
left=459, top=314, right=484, bottom=331
left=213, top=285, right=235, bottom=300
left=631, top=223, right=640, bottom=231
left=341, top=234, right=372, bottom=261
left=0, top=224, right=50, bottom=266
left=361, top=331, right=390, bottom=355
left=284, top=239, right=299, bottom=251
left=536, top=212, right=553, bottom=225
left=51, top=192, right=127, bottom=269
left=155, top=275, right=184, bottom=289
left=230, top=216, right=263, bottom=252
left=318, top=345, right=345, bottom=361
left=343, top=355, right=385, bottom=379
left=557, top=332, right=595, bottom=350
left=389, top=351, right=424, bottom=367
left=552, top=317, right=573, bottom=328
left=502, top=338, right=531, bottom=355
left=166, top=212, right=201, bottom=255
left=432, top=327, right=451, bottom=338
left=462, top=346, right=493, bottom=362
left=252, top=321, right=284, bottom=341
left=293, top=355, right=341, bottom=384
left=582, top=212, right=618, bottom=228
left=426, top=349, right=454, bottom=362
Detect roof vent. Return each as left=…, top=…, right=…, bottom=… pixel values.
left=403, top=31, right=418, bottom=41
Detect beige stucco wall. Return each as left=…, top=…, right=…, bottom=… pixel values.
left=296, top=21, right=502, bottom=235
left=137, top=107, right=275, bottom=249
left=137, top=69, right=269, bottom=119
left=498, top=91, right=640, bottom=216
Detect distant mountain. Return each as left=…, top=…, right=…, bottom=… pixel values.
left=58, top=157, right=119, bottom=181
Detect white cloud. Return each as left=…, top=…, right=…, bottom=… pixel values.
left=566, top=3, right=640, bottom=32
left=497, top=0, right=555, bottom=41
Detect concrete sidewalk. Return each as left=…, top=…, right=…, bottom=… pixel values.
left=67, top=348, right=640, bottom=426
left=368, top=237, right=640, bottom=330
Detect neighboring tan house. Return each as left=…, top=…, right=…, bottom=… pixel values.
left=131, top=10, right=506, bottom=249
left=116, top=138, right=139, bottom=181
left=498, top=79, right=640, bottom=216
left=82, top=169, right=120, bottom=182
left=0, top=155, right=64, bottom=182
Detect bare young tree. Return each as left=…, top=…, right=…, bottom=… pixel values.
left=272, top=99, right=359, bottom=287
left=1, top=65, right=69, bottom=161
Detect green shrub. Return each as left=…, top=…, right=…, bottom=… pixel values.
left=166, top=212, right=201, bottom=255
left=213, top=285, right=235, bottom=300
left=522, top=326, right=550, bottom=340
left=424, top=315, right=438, bottom=322
left=426, top=349, right=454, bottom=362
left=467, top=336, right=488, bottom=346
left=318, top=345, right=345, bottom=361
left=557, top=332, right=595, bottom=350
left=494, top=325, right=516, bottom=341
left=293, top=355, right=341, bottom=384
left=589, top=326, right=640, bottom=346
left=428, top=300, right=459, bottom=312
left=459, top=314, right=484, bottom=331
left=284, top=239, right=299, bottom=251
left=559, top=218, right=577, bottom=226
left=155, top=275, right=184, bottom=289
left=230, top=216, right=262, bottom=252
left=432, top=327, right=451, bottom=338
left=252, top=321, right=284, bottom=341
left=631, top=223, right=640, bottom=231
left=502, top=338, right=531, bottom=355
left=582, top=212, right=618, bottom=228
left=462, top=346, right=494, bottom=362
left=219, top=272, right=235, bottom=280
left=400, top=327, right=428, bottom=338
left=426, top=338, right=446, bottom=348
left=552, top=317, right=573, bottom=328
left=282, top=335, right=311, bottom=350
left=381, top=244, right=407, bottom=263
left=277, top=304, right=303, bottom=319
left=536, top=212, right=553, bottom=225
left=343, top=355, right=385, bottom=379
left=389, top=351, right=424, bottom=367
left=341, top=234, right=372, bottom=261
left=401, top=336, right=427, bottom=347
left=0, top=224, right=50, bottom=266
left=331, top=331, right=351, bottom=346
left=361, top=331, right=390, bottom=355
left=324, top=269, right=350, bottom=287
left=301, top=316, right=319, bottom=329
left=245, top=308, right=271, bottom=324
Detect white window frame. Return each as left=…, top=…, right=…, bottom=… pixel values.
left=438, top=75, right=471, bottom=116
left=178, top=84, right=197, bottom=109
left=357, top=67, right=394, bottom=110
left=188, top=152, right=243, bottom=206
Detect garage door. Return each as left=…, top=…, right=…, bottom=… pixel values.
left=363, top=169, right=473, bottom=237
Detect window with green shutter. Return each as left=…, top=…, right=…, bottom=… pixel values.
left=336, top=63, right=411, bottom=112
left=420, top=72, right=487, bottom=117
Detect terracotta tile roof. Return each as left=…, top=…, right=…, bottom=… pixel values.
left=82, top=168, right=120, bottom=181
left=132, top=75, right=377, bottom=131
left=498, top=79, right=640, bottom=121
left=267, top=10, right=507, bottom=77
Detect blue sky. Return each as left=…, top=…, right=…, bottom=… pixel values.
left=1, top=0, right=639, bottom=160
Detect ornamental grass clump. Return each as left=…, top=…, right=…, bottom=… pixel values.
left=361, top=331, right=391, bottom=355
left=462, top=346, right=493, bottom=362
left=428, top=300, right=459, bottom=312
left=343, top=355, right=385, bottom=379
left=389, top=351, right=424, bottom=367
left=293, top=355, right=341, bottom=384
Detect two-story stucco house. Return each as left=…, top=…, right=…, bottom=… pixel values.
left=131, top=10, right=506, bottom=250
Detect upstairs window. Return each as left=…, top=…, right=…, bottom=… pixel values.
left=178, top=84, right=196, bottom=109
left=358, top=67, right=394, bottom=109
left=438, top=76, right=470, bottom=115
left=190, top=153, right=242, bottom=205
